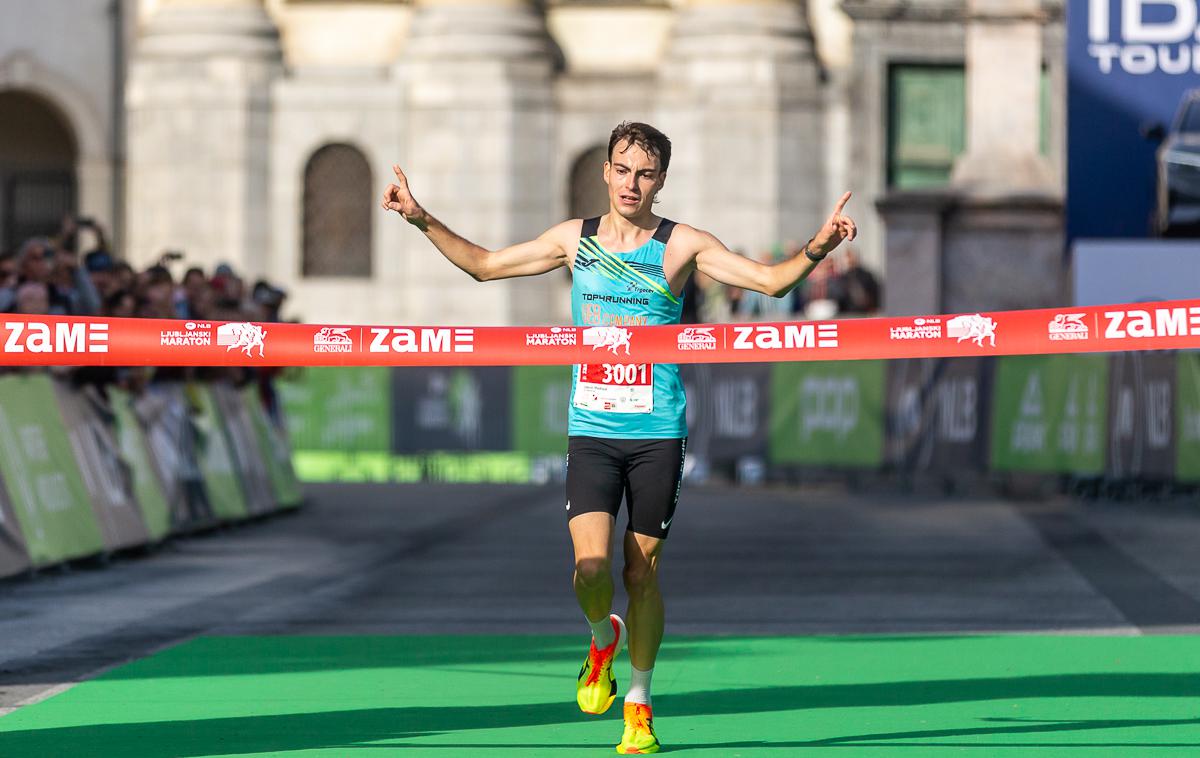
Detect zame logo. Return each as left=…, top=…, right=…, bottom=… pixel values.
left=583, top=326, right=632, bottom=355
left=1104, top=306, right=1200, bottom=338
left=732, top=323, right=838, bottom=350
left=947, top=314, right=997, bottom=347
left=2, top=322, right=109, bottom=353
left=217, top=322, right=267, bottom=357
left=369, top=328, right=474, bottom=353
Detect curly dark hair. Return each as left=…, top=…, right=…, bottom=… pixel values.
left=608, top=121, right=671, bottom=172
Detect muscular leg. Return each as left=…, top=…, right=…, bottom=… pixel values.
left=570, top=511, right=616, bottom=624
left=622, top=529, right=664, bottom=671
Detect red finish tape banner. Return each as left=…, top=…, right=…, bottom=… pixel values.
left=2, top=299, right=1199, bottom=367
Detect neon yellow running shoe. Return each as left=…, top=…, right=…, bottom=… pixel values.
left=616, top=702, right=660, bottom=754
left=576, top=614, right=626, bottom=714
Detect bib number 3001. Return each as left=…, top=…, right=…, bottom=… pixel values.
left=573, top=363, right=653, bottom=414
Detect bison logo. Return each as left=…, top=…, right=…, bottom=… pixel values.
left=947, top=314, right=996, bottom=348
left=582, top=326, right=632, bottom=355
left=217, top=322, right=267, bottom=357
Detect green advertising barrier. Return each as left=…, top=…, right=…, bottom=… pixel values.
left=1177, top=352, right=1200, bottom=482
left=291, top=450, right=532, bottom=484
left=512, top=366, right=572, bottom=455
left=192, top=385, right=250, bottom=521
left=242, top=387, right=304, bottom=508
left=990, top=354, right=1107, bottom=474
left=279, top=367, right=392, bottom=452
left=769, top=361, right=886, bottom=467
left=0, top=374, right=104, bottom=565
left=110, top=389, right=173, bottom=542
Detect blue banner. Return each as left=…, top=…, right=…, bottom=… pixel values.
left=1067, top=0, right=1200, bottom=241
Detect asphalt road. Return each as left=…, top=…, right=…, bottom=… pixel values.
left=4, top=481, right=1200, bottom=713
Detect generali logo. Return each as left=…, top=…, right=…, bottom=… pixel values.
left=2, top=321, right=109, bottom=353
left=217, top=322, right=267, bottom=357
left=677, top=327, right=717, bottom=351
left=314, top=327, right=353, bottom=353
left=1048, top=313, right=1089, bottom=341
left=369, top=327, right=474, bottom=353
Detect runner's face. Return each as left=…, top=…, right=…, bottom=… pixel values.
left=604, top=141, right=664, bottom=219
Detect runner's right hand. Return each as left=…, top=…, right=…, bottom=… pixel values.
left=382, top=165, right=429, bottom=231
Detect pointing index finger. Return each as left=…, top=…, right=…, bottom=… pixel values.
left=832, top=190, right=852, bottom=216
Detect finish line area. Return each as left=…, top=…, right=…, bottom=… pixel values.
left=3, top=301, right=1200, bottom=755
left=5, top=482, right=1200, bottom=756
left=7, top=635, right=1200, bottom=756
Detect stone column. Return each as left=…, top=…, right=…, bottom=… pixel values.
left=942, top=0, right=1063, bottom=312
left=656, top=0, right=825, bottom=257
left=125, top=0, right=282, bottom=276
left=951, top=0, right=1054, bottom=194
left=396, top=0, right=556, bottom=325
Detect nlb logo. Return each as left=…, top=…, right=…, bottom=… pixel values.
left=583, top=326, right=632, bottom=355
left=1104, top=305, right=1200, bottom=338
left=1048, top=313, right=1090, bottom=341
left=218, top=322, right=266, bottom=357
left=732, top=323, right=838, bottom=350
left=947, top=314, right=997, bottom=347
left=161, top=320, right=212, bottom=347
left=314, top=327, right=353, bottom=353
left=369, top=327, right=474, bottom=353
left=3, top=322, right=109, bottom=354
left=526, top=327, right=577, bottom=347
left=889, top=317, right=942, bottom=341
left=1086, top=0, right=1200, bottom=75
left=677, top=327, right=717, bottom=351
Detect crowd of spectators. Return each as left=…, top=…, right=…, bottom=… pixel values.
left=1, top=216, right=295, bottom=530
left=1, top=216, right=290, bottom=417
left=681, top=241, right=882, bottom=324
left=0, top=216, right=287, bottom=324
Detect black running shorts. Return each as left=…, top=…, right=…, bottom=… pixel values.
left=565, top=436, right=687, bottom=540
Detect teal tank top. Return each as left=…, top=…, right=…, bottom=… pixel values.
left=569, top=216, right=687, bottom=439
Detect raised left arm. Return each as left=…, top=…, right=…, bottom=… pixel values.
left=694, top=192, right=857, bottom=298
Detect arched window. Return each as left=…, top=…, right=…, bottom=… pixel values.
left=568, top=145, right=610, bottom=220
left=302, top=143, right=372, bottom=277
left=0, top=90, right=78, bottom=251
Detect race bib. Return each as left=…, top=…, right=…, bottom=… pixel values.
left=573, top=364, right=654, bottom=414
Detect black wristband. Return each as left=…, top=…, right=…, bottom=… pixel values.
left=804, top=242, right=826, bottom=262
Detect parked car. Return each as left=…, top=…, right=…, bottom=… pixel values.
left=1152, top=88, right=1200, bottom=235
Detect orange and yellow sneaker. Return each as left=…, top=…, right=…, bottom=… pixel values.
left=576, top=614, right=626, bottom=714
left=616, top=702, right=660, bottom=754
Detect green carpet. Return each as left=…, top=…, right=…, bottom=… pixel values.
left=3, top=635, right=1200, bottom=756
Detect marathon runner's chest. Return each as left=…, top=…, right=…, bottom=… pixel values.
left=570, top=217, right=683, bottom=417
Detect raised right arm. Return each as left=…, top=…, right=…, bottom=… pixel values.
left=383, top=164, right=574, bottom=282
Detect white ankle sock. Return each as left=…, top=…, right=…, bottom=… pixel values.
left=588, top=614, right=615, bottom=649
left=625, top=665, right=653, bottom=705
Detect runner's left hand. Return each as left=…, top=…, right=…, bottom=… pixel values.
left=810, top=192, right=857, bottom=256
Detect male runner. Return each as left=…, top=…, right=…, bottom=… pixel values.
left=383, top=122, right=856, bottom=754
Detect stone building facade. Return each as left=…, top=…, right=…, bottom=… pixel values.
left=0, top=0, right=1065, bottom=325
